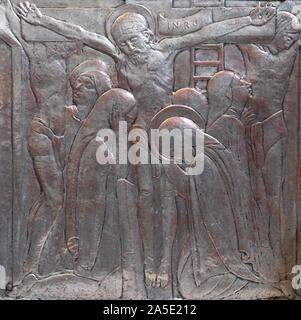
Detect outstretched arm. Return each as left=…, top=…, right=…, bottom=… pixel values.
left=161, top=3, right=275, bottom=52
left=0, top=0, right=34, bottom=54
left=16, top=2, right=119, bottom=61
left=0, top=0, right=22, bottom=47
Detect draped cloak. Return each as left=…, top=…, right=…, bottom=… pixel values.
left=164, top=134, right=267, bottom=298
left=65, top=88, right=135, bottom=280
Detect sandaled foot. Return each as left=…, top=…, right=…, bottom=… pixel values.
left=145, top=270, right=157, bottom=288
left=156, top=271, right=170, bottom=288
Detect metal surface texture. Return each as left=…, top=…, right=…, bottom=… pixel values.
left=0, top=0, right=301, bottom=299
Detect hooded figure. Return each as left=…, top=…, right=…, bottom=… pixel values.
left=206, top=71, right=275, bottom=285
left=150, top=105, right=273, bottom=299
left=65, top=60, right=137, bottom=282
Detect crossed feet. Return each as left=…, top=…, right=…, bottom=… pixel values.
left=145, top=262, right=170, bottom=289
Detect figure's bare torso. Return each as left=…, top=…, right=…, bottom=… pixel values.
left=245, top=44, right=299, bottom=121
left=28, top=44, right=68, bottom=135
left=119, top=46, right=176, bottom=127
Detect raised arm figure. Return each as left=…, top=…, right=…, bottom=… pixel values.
left=3, top=0, right=82, bottom=276
left=16, top=1, right=119, bottom=60
left=16, top=2, right=275, bottom=63
left=161, top=3, right=275, bottom=51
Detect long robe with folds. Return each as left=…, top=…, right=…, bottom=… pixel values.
left=164, top=134, right=267, bottom=299
left=65, top=88, right=135, bottom=281
left=208, top=111, right=275, bottom=282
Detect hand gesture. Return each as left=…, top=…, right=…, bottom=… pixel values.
left=250, top=2, right=276, bottom=26
left=16, top=1, right=42, bottom=25
left=241, top=106, right=257, bottom=127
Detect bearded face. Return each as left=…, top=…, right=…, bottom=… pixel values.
left=115, top=30, right=151, bottom=65
left=112, top=12, right=154, bottom=65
